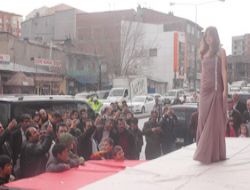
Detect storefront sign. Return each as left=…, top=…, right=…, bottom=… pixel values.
left=34, top=58, right=54, bottom=66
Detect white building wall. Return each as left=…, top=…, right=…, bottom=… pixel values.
left=121, top=21, right=186, bottom=90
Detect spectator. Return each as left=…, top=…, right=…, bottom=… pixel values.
left=232, top=93, right=246, bottom=115
left=227, top=98, right=242, bottom=136
left=0, top=120, right=17, bottom=158
left=77, top=109, right=89, bottom=132
left=238, top=123, right=249, bottom=137
left=143, top=110, right=161, bottom=160
left=153, top=97, right=162, bottom=122
left=117, top=119, right=136, bottom=160
left=77, top=119, right=96, bottom=160
left=125, top=112, right=134, bottom=126
left=90, top=137, right=114, bottom=160
left=20, top=125, right=53, bottom=178
left=160, top=106, right=177, bottom=154
left=70, top=110, right=79, bottom=121
left=112, top=145, right=125, bottom=161
left=0, top=155, right=14, bottom=185
left=46, top=143, right=79, bottom=172
left=48, top=122, right=69, bottom=165
left=188, top=109, right=199, bottom=142
left=32, top=111, right=40, bottom=129
left=58, top=133, right=84, bottom=165
left=225, top=119, right=236, bottom=137
left=128, top=118, right=143, bottom=159
left=10, top=114, right=31, bottom=175
left=242, top=99, right=250, bottom=124
left=94, top=118, right=118, bottom=147
left=39, top=109, right=48, bottom=128
left=50, top=112, right=63, bottom=136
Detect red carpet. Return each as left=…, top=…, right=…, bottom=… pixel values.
left=5, top=160, right=145, bottom=190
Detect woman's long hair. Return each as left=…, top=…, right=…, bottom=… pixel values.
left=200, top=26, right=220, bottom=59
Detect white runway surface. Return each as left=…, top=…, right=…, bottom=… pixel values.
left=82, top=138, right=250, bottom=190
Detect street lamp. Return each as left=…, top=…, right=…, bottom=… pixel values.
left=170, top=0, right=225, bottom=91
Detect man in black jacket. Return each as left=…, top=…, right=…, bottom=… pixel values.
left=159, top=107, right=177, bottom=154
left=20, top=125, right=53, bottom=178
left=10, top=114, right=31, bottom=178
left=143, top=110, right=161, bottom=160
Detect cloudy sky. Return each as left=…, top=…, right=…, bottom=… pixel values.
left=2, top=0, right=250, bottom=55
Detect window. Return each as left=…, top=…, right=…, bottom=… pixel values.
left=149, top=48, right=157, bottom=57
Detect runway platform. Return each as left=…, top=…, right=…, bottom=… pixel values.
left=5, top=138, right=250, bottom=190
left=82, top=138, right=250, bottom=190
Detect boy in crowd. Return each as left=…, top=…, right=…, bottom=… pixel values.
left=46, top=143, right=79, bottom=172
left=0, top=155, right=13, bottom=185
left=112, top=145, right=125, bottom=161
left=90, top=137, right=114, bottom=160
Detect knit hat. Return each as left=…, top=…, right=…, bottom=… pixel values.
left=58, top=133, right=74, bottom=148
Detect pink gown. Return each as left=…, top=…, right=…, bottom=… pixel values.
left=193, top=55, right=226, bottom=164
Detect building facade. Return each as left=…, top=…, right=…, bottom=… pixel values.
left=76, top=7, right=201, bottom=89
left=121, top=20, right=186, bottom=92
left=227, top=55, right=250, bottom=83
left=21, top=5, right=202, bottom=90
left=21, top=8, right=79, bottom=43
left=232, top=34, right=250, bottom=56
left=0, top=10, right=22, bottom=37
left=0, top=32, right=100, bottom=94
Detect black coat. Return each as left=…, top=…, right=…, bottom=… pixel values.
left=93, top=126, right=119, bottom=146
left=242, top=110, right=250, bottom=123
left=20, top=135, right=52, bottom=178
left=229, top=109, right=242, bottom=135
left=159, top=115, right=176, bottom=144
left=10, top=128, right=23, bottom=166
left=235, top=101, right=246, bottom=115
left=142, top=119, right=161, bottom=160
left=77, top=126, right=96, bottom=160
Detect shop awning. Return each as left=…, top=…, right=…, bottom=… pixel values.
left=5, top=72, right=34, bottom=86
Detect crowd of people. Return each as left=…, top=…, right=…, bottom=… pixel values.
left=225, top=93, right=250, bottom=137
left=0, top=97, right=178, bottom=185
left=189, top=93, right=250, bottom=140
left=0, top=92, right=249, bottom=185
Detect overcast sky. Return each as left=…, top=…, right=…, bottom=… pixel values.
left=2, top=0, right=250, bottom=55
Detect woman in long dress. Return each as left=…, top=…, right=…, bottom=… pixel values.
left=193, top=26, right=228, bottom=164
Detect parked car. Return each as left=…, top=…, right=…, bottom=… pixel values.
left=0, top=95, right=96, bottom=127
left=128, top=95, right=155, bottom=113
left=164, top=89, right=185, bottom=104
left=96, top=90, right=110, bottom=100
left=148, top=93, right=165, bottom=104
left=171, top=103, right=198, bottom=146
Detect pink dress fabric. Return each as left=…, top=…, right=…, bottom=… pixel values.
left=193, top=56, right=226, bottom=164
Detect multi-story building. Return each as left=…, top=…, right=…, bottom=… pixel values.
left=0, top=32, right=100, bottom=94
left=21, top=7, right=80, bottom=43
left=0, top=10, right=22, bottom=37
left=232, top=34, right=250, bottom=56
left=22, top=5, right=203, bottom=90
left=228, top=34, right=250, bottom=83
left=76, top=7, right=202, bottom=90
left=227, top=55, right=250, bottom=83
left=121, top=20, right=186, bottom=92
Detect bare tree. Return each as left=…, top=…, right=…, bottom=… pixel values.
left=120, top=20, right=159, bottom=76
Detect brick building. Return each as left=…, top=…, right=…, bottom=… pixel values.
left=76, top=7, right=202, bottom=89
left=0, top=10, right=22, bottom=37
left=0, top=32, right=100, bottom=94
